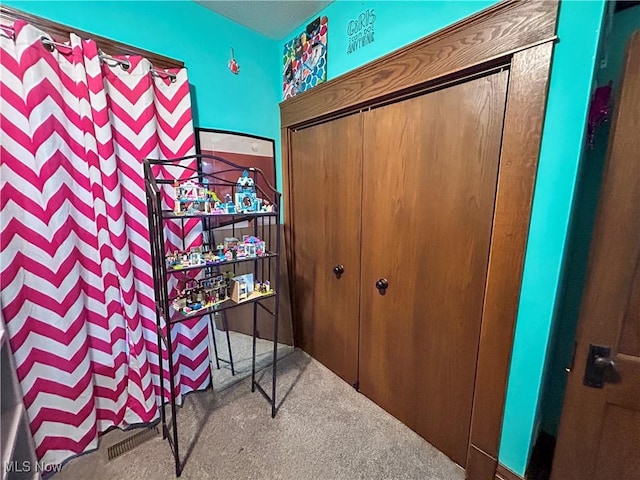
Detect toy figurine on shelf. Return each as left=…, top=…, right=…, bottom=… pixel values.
left=188, top=291, right=202, bottom=311
left=241, top=235, right=266, bottom=257
left=235, top=170, right=259, bottom=213
left=173, top=180, right=221, bottom=215
left=255, top=280, right=272, bottom=295
left=166, top=247, right=214, bottom=270
left=174, top=180, right=198, bottom=202
left=237, top=280, right=248, bottom=301
left=224, top=237, right=239, bottom=250
left=260, top=199, right=276, bottom=213
left=174, top=297, right=187, bottom=312
left=172, top=275, right=232, bottom=314
left=202, top=178, right=222, bottom=213
left=189, top=248, right=201, bottom=266
left=209, top=235, right=267, bottom=261
left=166, top=251, right=178, bottom=268
left=221, top=193, right=233, bottom=213
left=213, top=275, right=227, bottom=301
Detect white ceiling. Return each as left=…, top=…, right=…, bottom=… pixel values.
left=195, top=1, right=333, bottom=39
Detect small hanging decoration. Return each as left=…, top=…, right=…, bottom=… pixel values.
left=586, top=82, right=612, bottom=149
left=228, top=47, right=240, bottom=75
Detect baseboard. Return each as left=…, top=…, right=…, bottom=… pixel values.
left=495, top=464, right=525, bottom=480
left=466, top=444, right=497, bottom=479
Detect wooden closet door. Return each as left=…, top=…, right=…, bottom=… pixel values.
left=289, top=114, right=362, bottom=384
left=359, top=70, right=509, bottom=466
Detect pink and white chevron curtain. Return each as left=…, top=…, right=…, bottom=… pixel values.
left=0, top=21, right=210, bottom=466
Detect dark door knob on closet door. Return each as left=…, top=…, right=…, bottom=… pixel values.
left=594, top=356, right=615, bottom=370
left=375, top=278, right=389, bottom=293
left=333, top=265, right=344, bottom=278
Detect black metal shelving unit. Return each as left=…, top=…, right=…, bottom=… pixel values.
left=143, top=155, right=282, bottom=477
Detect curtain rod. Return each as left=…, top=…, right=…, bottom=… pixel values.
left=0, top=23, right=176, bottom=81
left=0, top=23, right=13, bottom=38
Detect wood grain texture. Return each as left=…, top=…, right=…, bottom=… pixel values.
left=280, top=3, right=559, bottom=477
left=467, top=445, right=498, bottom=480
left=281, top=126, right=297, bottom=341
left=0, top=5, right=184, bottom=69
left=618, top=255, right=640, bottom=357
left=592, top=405, right=640, bottom=480
left=467, top=41, right=554, bottom=467
left=495, top=464, right=525, bottom=480
left=552, top=32, right=640, bottom=480
left=289, top=115, right=363, bottom=384
left=280, top=0, right=558, bottom=127
left=358, top=71, right=508, bottom=467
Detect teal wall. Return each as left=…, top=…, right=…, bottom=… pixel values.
left=278, top=0, right=496, bottom=81
left=538, top=3, right=640, bottom=438
left=4, top=0, right=609, bottom=476
left=283, top=0, right=605, bottom=475
left=3, top=0, right=282, bottom=188
left=499, top=1, right=605, bottom=473
left=598, top=4, right=640, bottom=87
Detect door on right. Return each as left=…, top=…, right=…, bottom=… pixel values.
left=358, top=70, right=509, bottom=467
left=552, top=32, right=640, bottom=480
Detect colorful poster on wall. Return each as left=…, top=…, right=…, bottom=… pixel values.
left=282, top=16, right=328, bottom=100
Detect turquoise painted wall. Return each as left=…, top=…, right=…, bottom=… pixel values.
left=598, top=4, right=640, bottom=87
left=538, top=3, right=640, bottom=438
left=283, top=0, right=605, bottom=475
left=278, top=0, right=495, bottom=82
left=4, top=0, right=609, bottom=476
left=499, top=1, right=605, bottom=473
left=3, top=0, right=282, bottom=189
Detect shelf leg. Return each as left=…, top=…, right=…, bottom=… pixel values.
left=208, top=314, right=221, bottom=370
left=271, top=305, right=279, bottom=418
left=272, top=222, right=281, bottom=418
left=251, top=304, right=257, bottom=393
left=165, top=325, right=181, bottom=477
left=156, top=327, right=167, bottom=438
left=221, top=312, right=235, bottom=376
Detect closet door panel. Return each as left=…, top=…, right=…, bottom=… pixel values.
left=290, top=115, right=362, bottom=384
left=359, top=70, right=509, bottom=466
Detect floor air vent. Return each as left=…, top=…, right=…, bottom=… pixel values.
left=107, top=426, right=159, bottom=460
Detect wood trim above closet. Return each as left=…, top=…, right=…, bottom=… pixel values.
left=0, top=5, right=184, bottom=69
left=280, top=0, right=558, bottom=127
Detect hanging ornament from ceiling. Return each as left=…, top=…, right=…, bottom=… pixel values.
left=228, top=47, right=240, bottom=75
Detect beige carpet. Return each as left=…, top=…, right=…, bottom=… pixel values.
left=208, top=320, right=294, bottom=392
left=209, top=316, right=293, bottom=392
left=57, top=350, right=465, bottom=480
